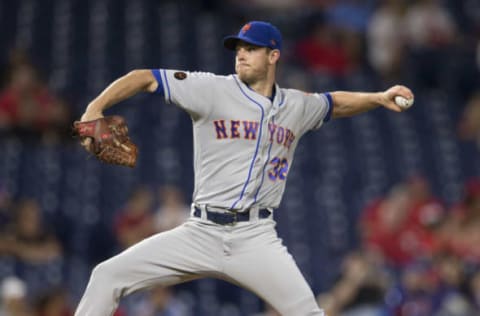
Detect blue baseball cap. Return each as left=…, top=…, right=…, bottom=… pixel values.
left=224, top=21, right=282, bottom=51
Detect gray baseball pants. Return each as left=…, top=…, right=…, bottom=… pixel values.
left=74, top=210, right=324, bottom=316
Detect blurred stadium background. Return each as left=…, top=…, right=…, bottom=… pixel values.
left=1, top=0, right=480, bottom=315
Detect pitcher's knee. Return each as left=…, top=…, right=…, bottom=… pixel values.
left=89, top=259, right=122, bottom=287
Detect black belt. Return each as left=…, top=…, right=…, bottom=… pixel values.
left=193, top=206, right=271, bottom=225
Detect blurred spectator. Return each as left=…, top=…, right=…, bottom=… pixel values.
left=430, top=254, right=474, bottom=316
left=393, top=260, right=436, bottom=316
left=0, top=276, right=31, bottom=316
left=325, top=0, right=373, bottom=34
left=0, top=50, right=70, bottom=141
left=317, top=251, right=388, bottom=316
left=154, top=185, right=189, bottom=233
left=294, top=14, right=352, bottom=76
left=391, top=256, right=477, bottom=315
left=323, top=0, right=374, bottom=75
left=403, top=0, right=457, bottom=89
left=360, top=183, right=439, bottom=267
left=458, top=92, right=480, bottom=147
left=1, top=198, right=62, bottom=264
left=437, top=179, right=480, bottom=264
left=0, top=185, right=12, bottom=229
left=0, top=186, right=13, bottom=255
left=114, top=186, right=155, bottom=249
left=125, top=286, right=191, bottom=316
left=403, top=0, right=456, bottom=50
left=367, top=0, right=407, bottom=80
left=405, top=175, right=445, bottom=230
left=469, top=269, right=480, bottom=310
left=0, top=199, right=64, bottom=301
left=34, top=287, right=72, bottom=316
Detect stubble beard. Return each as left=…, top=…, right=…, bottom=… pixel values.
left=236, top=65, right=268, bottom=86
left=237, top=71, right=255, bottom=85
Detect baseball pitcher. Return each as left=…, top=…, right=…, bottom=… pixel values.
left=74, top=21, right=414, bottom=316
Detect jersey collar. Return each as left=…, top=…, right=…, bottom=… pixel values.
left=234, top=75, right=283, bottom=108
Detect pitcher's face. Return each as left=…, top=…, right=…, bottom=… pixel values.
left=235, top=42, right=273, bottom=84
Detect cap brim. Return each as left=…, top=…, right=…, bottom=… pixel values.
left=223, top=36, right=269, bottom=50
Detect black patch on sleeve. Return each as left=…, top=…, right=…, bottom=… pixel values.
left=174, top=72, right=187, bottom=80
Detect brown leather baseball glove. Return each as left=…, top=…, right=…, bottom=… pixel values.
left=73, top=115, right=138, bottom=168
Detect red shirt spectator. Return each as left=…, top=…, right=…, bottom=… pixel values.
left=0, top=86, right=58, bottom=130
left=0, top=55, right=69, bottom=134
left=360, top=184, right=440, bottom=267
left=294, top=21, right=351, bottom=76
left=437, top=179, right=480, bottom=263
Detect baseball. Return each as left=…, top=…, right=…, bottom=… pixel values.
left=394, top=95, right=414, bottom=109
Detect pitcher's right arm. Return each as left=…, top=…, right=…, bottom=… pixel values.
left=81, top=70, right=158, bottom=121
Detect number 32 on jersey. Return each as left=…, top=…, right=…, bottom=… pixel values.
left=268, top=157, right=289, bottom=181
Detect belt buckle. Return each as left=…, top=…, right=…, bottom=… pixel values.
left=226, top=209, right=238, bottom=226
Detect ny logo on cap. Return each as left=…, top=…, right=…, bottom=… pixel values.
left=241, top=23, right=251, bottom=34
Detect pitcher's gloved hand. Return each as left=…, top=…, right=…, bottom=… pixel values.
left=73, top=115, right=138, bottom=168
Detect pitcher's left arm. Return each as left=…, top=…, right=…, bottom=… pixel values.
left=331, top=85, right=414, bottom=119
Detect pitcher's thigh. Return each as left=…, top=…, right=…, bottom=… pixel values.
left=92, top=222, right=221, bottom=294
left=75, top=222, right=221, bottom=316
left=226, top=243, right=323, bottom=316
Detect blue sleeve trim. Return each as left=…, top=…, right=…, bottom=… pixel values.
left=151, top=69, right=164, bottom=95
left=162, top=69, right=172, bottom=103
left=323, top=92, right=333, bottom=122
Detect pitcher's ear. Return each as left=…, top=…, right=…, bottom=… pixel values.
left=269, top=49, right=281, bottom=64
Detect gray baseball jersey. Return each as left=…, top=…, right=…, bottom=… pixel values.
left=74, top=69, right=331, bottom=316
left=153, top=69, right=331, bottom=210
